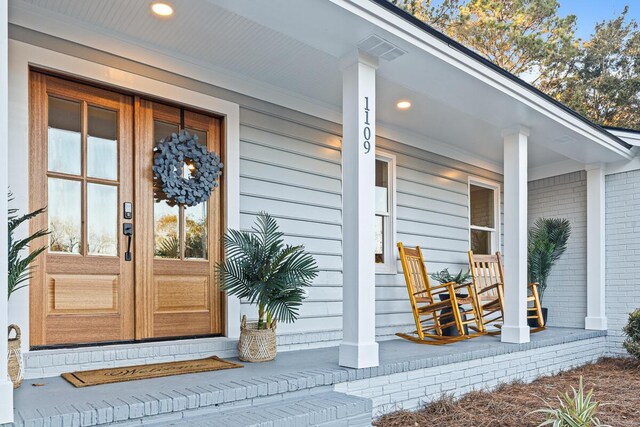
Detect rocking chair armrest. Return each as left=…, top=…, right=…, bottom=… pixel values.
left=528, top=282, right=540, bottom=289
left=430, top=281, right=458, bottom=291
left=431, top=282, right=470, bottom=294
left=450, top=282, right=473, bottom=292
left=478, top=282, right=502, bottom=294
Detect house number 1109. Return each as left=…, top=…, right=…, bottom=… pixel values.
left=363, top=96, right=371, bottom=154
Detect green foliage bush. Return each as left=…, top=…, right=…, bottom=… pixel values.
left=623, top=308, right=640, bottom=359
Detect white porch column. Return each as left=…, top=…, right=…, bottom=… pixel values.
left=501, top=128, right=530, bottom=344
left=585, top=163, right=607, bottom=330
left=339, top=51, right=379, bottom=369
left=0, top=0, right=15, bottom=423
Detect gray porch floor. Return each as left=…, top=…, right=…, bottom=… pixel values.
left=7, top=327, right=605, bottom=426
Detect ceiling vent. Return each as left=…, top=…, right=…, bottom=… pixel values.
left=358, top=35, right=407, bottom=61
left=554, top=134, right=576, bottom=145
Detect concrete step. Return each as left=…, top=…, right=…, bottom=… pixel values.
left=152, top=391, right=372, bottom=427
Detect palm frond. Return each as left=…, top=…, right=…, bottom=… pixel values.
left=7, top=191, right=49, bottom=299
left=216, top=212, right=318, bottom=326
left=154, top=235, right=179, bottom=258
left=528, top=217, right=571, bottom=301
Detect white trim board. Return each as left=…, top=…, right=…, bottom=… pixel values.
left=7, top=39, right=242, bottom=352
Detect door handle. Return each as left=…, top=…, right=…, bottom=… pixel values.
left=123, top=223, right=133, bottom=261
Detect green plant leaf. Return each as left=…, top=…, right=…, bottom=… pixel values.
left=216, top=212, right=318, bottom=326
left=7, top=190, right=49, bottom=299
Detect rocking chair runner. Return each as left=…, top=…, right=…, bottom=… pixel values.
left=467, top=251, right=545, bottom=334
left=396, top=243, right=482, bottom=344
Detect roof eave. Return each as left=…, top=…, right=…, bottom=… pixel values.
left=365, top=0, right=632, bottom=153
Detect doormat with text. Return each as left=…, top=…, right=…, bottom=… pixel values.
left=61, top=356, right=242, bottom=387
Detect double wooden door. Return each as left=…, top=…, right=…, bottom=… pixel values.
left=29, top=72, right=224, bottom=347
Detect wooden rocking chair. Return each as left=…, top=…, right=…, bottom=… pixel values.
left=396, top=243, right=482, bottom=344
left=467, top=251, right=545, bottom=335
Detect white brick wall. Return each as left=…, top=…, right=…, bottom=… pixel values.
left=336, top=336, right=606, bottom=416
left=605, top=170, right=640, bottom=355
left=24, top=329, right=344, bottom=379
left=528, top=171, right=587, bottom=328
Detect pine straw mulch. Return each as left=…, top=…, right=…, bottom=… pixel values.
left=374, top=357, right=640, bottom=427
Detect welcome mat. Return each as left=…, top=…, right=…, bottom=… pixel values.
left=61, top=356, right=243, bottom=388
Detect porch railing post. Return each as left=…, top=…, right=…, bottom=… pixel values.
left=0, top=0, right=15, bottom=422
left=501, top=127, right=531, bottom=344
left=338, top=50, right=379, bottom=369
left=585, top=163, right=607, bottom=330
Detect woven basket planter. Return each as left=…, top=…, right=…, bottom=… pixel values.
left=237, top=315, right=277, bottom=362
left=8, top=324, right=23, bottom=389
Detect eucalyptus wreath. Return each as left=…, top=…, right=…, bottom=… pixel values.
left=153, top=130, right=223, bottom=207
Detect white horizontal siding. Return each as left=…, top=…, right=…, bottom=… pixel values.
left=238, top=108, right=344, bottom=336
left=376, top=137, right=503, bottom=339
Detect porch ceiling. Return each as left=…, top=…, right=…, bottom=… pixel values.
left=9, top=0, right=632, bottom=172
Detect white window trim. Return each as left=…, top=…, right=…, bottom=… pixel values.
left=468, top=176, right=501, bottom=254
left=375, top=150, right=397, bottom=274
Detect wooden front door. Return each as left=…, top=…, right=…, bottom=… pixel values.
left=135, top=100, right=224, bottom=340
left=29, top=72, right=224, bottom=347
left=29, top=72, right=135, bottom=346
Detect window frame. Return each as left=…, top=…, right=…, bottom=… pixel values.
left=375, top=150, right=397, bottom=274
left=468, top=177, right=501, bottom=255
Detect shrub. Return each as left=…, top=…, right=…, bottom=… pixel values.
left=532, top=377, right=607, bottom=427
left=623, top=308, right=640, bottom=359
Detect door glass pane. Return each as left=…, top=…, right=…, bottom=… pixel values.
left=184, top=127, right=207, bottom=145
left=48, top=96, right=81, bottom=175
left=48, top=178, right=81, bottom=254
left=470, top=185, right=495, bottom=228
left=154, top=200, right=179, bottom=258
left=471, top=229, right=492, bottom=255
left=87, top=183, right=118, bottom=256
left=375, top=214, right=384, bottom=263
left=154, top=120, right=179, bottom=143
left=87, top=106, right=118, bottom=180
left=185, top=202, right=207, bottom=260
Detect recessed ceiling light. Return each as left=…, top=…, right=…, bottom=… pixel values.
left=151, top=2, right=174, bottom=17
left=396, top=101, right=412, bottom=110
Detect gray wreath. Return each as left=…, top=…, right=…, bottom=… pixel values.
left=153, top=130, right=223, bottom=207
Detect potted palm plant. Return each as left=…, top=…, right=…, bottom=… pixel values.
left=430, top=268, right=472, bottom=336
left=217, top=212, right=318, bottom=362
left=527, top=217, right=571, bottom=327
left=7, top=191, right=48, bottom=388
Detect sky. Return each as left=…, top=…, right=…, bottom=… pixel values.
left=558, top=0, right=640, bottom=39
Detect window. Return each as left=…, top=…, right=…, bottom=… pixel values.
left=469, top=180, right=500, bottom=255
left=375, top=152, right=396, bottom=273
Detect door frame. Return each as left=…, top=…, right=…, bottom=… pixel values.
left=9, top=40, right=241, bottom=351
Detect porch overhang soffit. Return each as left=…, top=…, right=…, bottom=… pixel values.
left=9, top=0, right=633, bottom=170
left=211, top=0, right=632, bottom=167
